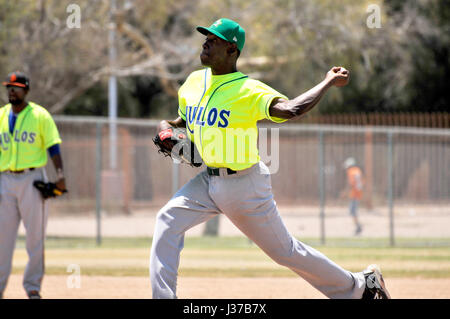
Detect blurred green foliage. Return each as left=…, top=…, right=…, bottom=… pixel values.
left=0, top=0, right=448, bottom=119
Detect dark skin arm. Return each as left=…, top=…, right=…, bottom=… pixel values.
left=269, top=66, right=350, bottom=120
left=157, top=67, right=348, bottom=128
left=50, top=153, right=66, bottom=191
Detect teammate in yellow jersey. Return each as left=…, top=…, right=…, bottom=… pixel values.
left=150, top=18, right=390, bottom=299
left=0, top=71, right=66, bottom=299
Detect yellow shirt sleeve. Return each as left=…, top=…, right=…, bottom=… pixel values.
left=40, top=109, right=62, bottom=149
left=178, top=86, right=187, bottom=121
left=178, top=71, right=200, bottom=122
left=252, top=81, right=288, bottom=123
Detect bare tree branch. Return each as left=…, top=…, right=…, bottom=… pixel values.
left=48, top=68, right=107, bottom=114
left=116, top=15, right=179, bottom=97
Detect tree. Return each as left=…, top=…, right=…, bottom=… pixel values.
left=1, top=0, right=448, bottom=117
left=0, top=0, right=200, bottom=115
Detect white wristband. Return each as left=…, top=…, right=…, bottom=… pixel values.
left=56, top=168, right=65, bottom=179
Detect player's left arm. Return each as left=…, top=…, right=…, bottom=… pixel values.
left=48, top=144, right=66, bottom=191
left=41, top=110, right=66, bottom=191
left=269, top=66, right=350, bottom=120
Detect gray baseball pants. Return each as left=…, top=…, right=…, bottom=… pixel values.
left=0, top=168, right=48, bottom=295
left=150, top=162, right=367, bottom=299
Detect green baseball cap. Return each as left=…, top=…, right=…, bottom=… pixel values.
left=197, top=18, right=245, bottom=52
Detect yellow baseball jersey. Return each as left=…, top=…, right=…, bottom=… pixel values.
left=0, top=102, right=62, bottom=171
left=178, top=68, right=287, bottom=170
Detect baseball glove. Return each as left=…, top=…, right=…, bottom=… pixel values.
left=33, top=181, right=68, bottom=199
left=153, top=127, right=202, bottom=167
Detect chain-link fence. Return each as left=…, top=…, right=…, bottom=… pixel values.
left=33, top=116, right=450, bottom=246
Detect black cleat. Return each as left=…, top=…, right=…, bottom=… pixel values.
left=362, top=264, right=391, bottom=299
left=27, top=290, right=41, bottom=299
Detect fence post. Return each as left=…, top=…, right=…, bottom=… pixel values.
left=95, top=122, right=102, bottom=246
left=387, top=131, right=395, bottom=247
left=364, top=128, right=374, bottom=211
left=318, top=130, right=326, bottom=245
left=204, top=216, right=220, bottom=236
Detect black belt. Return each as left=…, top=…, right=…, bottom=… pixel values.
left=206, top=167, right=237, bottom=176
left=4, top=168, right=35, bottom=174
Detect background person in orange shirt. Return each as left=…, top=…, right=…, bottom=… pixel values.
left=343, top=157, right=364, bottom=235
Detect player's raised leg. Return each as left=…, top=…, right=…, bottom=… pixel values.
left=213, top=162, right=366, bottom=299
left=150, top=171, right=220, bottom=299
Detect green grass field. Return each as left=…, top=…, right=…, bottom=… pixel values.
left=12, top=236, right=450, bottom=279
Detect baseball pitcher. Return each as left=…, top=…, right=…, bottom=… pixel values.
left=150, top=19, right=390, bottom=299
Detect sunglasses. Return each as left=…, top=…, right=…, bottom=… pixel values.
left=6, top=85, right=26, bottom=91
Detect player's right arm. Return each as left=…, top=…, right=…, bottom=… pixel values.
left=157, top=117, right=186, bottom=132
left=269, top=66, right=350, bottom=120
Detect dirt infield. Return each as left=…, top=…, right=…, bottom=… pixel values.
left=3, top=275, right=450, bottom=299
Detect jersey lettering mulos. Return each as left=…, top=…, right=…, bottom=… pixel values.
left=0, top=102, right=62, bottom=171
left=178, top=68, right=287, bottom=171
